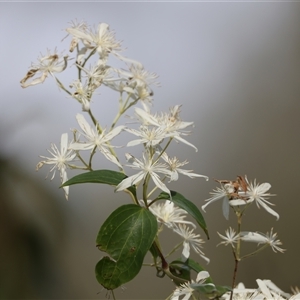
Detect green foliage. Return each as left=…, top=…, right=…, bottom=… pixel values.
left=95, top=204, right=158, bottom=290
left=61, top=169, right=136, bottom=198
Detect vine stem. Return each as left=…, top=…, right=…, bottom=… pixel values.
left=230, top=211, right=242, bottom=300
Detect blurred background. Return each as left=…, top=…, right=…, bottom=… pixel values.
left=1, top=2, right=300, bottom=299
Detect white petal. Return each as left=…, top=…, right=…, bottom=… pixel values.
left=115, top=172, right=145, bottom=191
left=69, top=141, right=94, bottom=151
left=201, top=194, right=227, bottom=212
left=240, top=232, right=266, bottom=243
left=257, top=182, right=271, bottom=193
left=196, top=271, right=210, bottom=282
left=229, top=199, right=248, bottom=206
left=173, top=135, right=198, bottom=152
left=103, top=125, right=125, bottom=142
left=76, top=114, right=94, bottom=136
left=257, top=199, right=280, bottom=220
left=150, top=172, right=171, bottom=195
left=67, top=27, right=93, bottom=42
left=222, top=197, right=230, bottom=220
left=60, top=133, right=69, bottom=153
left=99, top=146, right=122, bottom=168
left=181, top=241, right=190, bottom=261
left=256, top=279, right=272, bottom=298
left=98, top=23, right=109, bottom=39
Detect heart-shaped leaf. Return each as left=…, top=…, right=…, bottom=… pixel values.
left=95, top=204, right=158, bottom=290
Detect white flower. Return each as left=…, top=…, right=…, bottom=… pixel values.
left=115, top=151, right=172, bottom=195
left=20, top=49, right=68, bottom=88
left=121, top=60, right=159, bottom=89
left=221, top=282, right=257, bottom=300
left=171, top=271, right=213, bottom=300
left=221, top=280, right=291, bottom=300
left=172, top=224, right=209, bottom=263
left=161, top=152, right=208, bottom=182
left=202, top=184, right=233, bottom=220
left=240, top=228, right=285, bottom=253
left=66, top=22, right=122, bottom=62
left=243, top=177, right=279, bottom=220
left=259, top=279, right=291, bottom=299
left=36, top=133, right=76, bottom=199
left=217, top=227, right=240, bottom=247
left=69, top=80, right=92, bottom=111
left=148, top=200, right=196, bottom=229
left=64, top=19, right=87, bottom=52
left=77, top=63, right=112, bottom=90
left=126, top=125, right=171, bottom=148
left=134, top=106, right=198, bottom=151
left=69, top=114, right=124, bottom=168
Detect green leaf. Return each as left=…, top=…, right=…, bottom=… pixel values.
left=191, top=283, right=217, bottom=296
left=61, top=169, right=136, bottom=197
left=95, top=204, right=158, bottom=290
left=170, top=258, right=212, bottom=283
left=156, top=191, right=209, bottom=239
left=169, top=262, right=191, bottom=285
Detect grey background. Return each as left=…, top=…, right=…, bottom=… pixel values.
left=1, top=2, right=300, bottom=299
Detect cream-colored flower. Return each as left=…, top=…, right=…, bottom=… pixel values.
left=217, top=227, right=240, bottom=248
left=20, top=49, right=68, bottom=88
left=36, top=133, right=76, bottom=199
left=243, top=177, right=279, bottom=220
left=115, top=151, right=172, bottom=195
left=172, top=224, right=209, bottom=263
left=149, top=200, right=196, bottom=229
left=69, top=114, right=124, bottom=168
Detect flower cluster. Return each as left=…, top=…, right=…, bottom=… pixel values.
left=24, top=20, right=209, bottom=270
left=221, top=280, right=300, bottom=300
left=202, top=175, right=278, bottom=220
left=22, top=20, right=295, bottom=300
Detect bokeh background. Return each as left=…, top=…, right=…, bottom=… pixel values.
left=1, top=2, right=300, bottom=299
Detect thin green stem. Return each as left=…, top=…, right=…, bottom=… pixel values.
left=240, top=244, right=270, bottom=260
left=165, top=241, right=183, bottom=258
left=230, top=211, right=243, bottom=300
left=143, top=173, right=151, bottom=206
left=110, top=94, right=140, bottom=131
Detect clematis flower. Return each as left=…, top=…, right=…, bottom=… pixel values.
left=36, top=133, right=76, bottom=199
left=115, top=151, right=172, bottom=195
left=243, top=177, right=279, bottom=220
left=217, top=227, right=240, bottom=248
left=69, top=114, right=124, bottom=168
left=221, top=280, right=290, bottom=300
left=20, top=49, right=68, bottom=88
left=66, top=22, right=122, bottom=63
left=148, top=200, right=196, bottom=229
left=201, top=184, right=233, bottom=220
left=69, top=80, right=92, bottom=111
left=125, top=126, right=171, bottom=148
left=161, top=152, right=208, bottom=182
left=172, top=224, right=209, bottom=263
left=134, top=106, right=198, bottom=151
left=240, top=228, right=285, bottom=253
left=171, top=271, right=214, bottom=300
left=63, top=19, right=87, bottom=52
